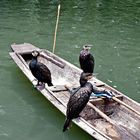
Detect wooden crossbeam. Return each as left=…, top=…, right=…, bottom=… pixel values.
left=112, top=97, right=140, bottom=117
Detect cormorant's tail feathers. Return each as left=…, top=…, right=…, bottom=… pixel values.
left=63, top=118, right=71, bottom=132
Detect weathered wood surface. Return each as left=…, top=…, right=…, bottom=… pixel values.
left=10, top=46, right=110, bottom=140
left=40, top=51, right=65, bottom=68
left=11, top=43, right=40, bottom=54
left=10, top=43, right=140, bottom=140
left=112, top=97, right=140, bottom=116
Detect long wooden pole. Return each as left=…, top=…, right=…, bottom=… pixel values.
left=112, top=97, right=140, bottom=116
left=88, top=102, right=116, bottom=125
left=52, top=4, right=61, bottom=54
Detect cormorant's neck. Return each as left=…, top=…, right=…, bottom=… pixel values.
left=85, top=82, right=93, bottom=92
left=30, top=56, right=37, bottom=68
left=80, top=79, right=87, bottom=87
left=32, top=56, right=37, bottom=60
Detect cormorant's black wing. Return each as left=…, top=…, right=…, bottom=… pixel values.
left=88, top=53, right=95, bottom=73
left=89, top=53, right=94, bottom=63
left=66, top=88, right=91, bottom=118
left=35, top=62, right=52, bottom=82
left=79, top=54, right=85, bottom=70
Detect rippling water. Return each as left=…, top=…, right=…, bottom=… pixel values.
left=0, top=0, right=140, bottom=140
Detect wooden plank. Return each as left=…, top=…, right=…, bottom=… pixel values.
left=48, top=85, right=67, bottom=92
left=112, top=97, right=140, bottom=117
left=90, top=95, right=123, bottom=104
left=11, top=43, right=40, bottom=54
left=79, top=118, right=112, bottom=140
left=41, top=51, right=65, bottom=68
left=52, top=91, right=69, bottom=105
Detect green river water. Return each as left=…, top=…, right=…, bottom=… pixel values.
left=0, top=0, right=140, bottom=140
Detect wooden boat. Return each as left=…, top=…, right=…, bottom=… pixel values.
left=9, top=43, right=140, bottom=140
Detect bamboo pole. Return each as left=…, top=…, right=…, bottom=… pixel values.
left=88, top=102, right=116, bottom=125
left=112, top=97, right=140, bottom=117
left=52, top=4, right=61, bottom=54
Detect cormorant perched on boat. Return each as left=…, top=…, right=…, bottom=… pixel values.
left=29, top=50, right=53, bottom=87
left=63, top=72, right=93, bottom=132
left=79, top=45, right=95, bottom=73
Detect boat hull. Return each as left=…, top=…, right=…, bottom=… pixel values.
left=9, top=43, right=140, bottom=140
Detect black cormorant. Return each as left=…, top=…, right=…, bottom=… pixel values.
left=79, top=45, right=95, bottom=73
left=29, top=50, right=53, bottom=87
left=63, top=72, right=93, bottom=132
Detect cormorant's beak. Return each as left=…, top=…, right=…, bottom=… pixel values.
left=83, top=45, right=93, bottom=50
left=87, top=75, right=93, bottom=80
left=85, top=73, right=93, bottom=80
left=32, top=51, right=39, bottom=57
